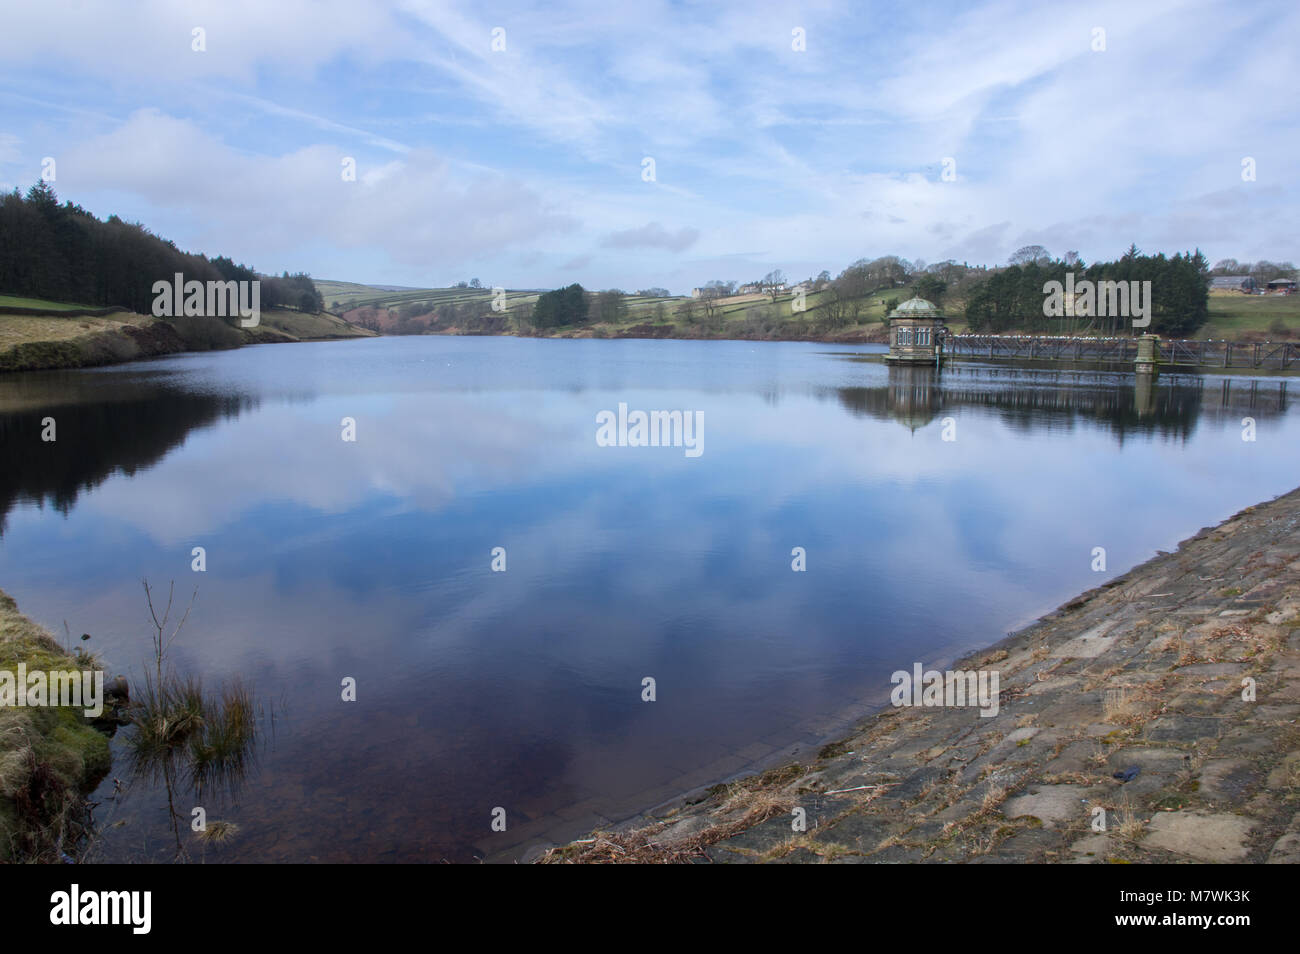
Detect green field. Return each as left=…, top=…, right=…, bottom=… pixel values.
left=0, top=294, right=101, bottom=312
left=1202, top=293, right=1300, bottom=338
left=316, top=281, right=523, bottom=312
left=314, top=280, right=418, bottom=309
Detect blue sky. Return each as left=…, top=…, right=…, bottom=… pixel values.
left=1, top=0, right=1295, bottom=294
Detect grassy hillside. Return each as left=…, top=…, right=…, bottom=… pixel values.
left=0, top=303, right=375, bottom=373
left=0, top=311, right=142, bottom=352
left=26, top=280, right=1284, bottom=351
left=0, top=294, right=101, bottom=312
left=330, top=281, right=914, bottom=342
left=256, top=308, right=375, bottom=340
left=314, top=280, right=410, bottom=310
left=1202, top=291, right=1300, bottom=339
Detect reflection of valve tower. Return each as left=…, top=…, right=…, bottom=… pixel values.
left=1134, top=370, right=1156, bottom=418
left=886, top=364, right=941, bottom=432
left=885, top=297, right=948, bottom=365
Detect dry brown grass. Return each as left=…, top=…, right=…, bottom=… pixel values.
left=980, top=783, right=1008, bottom=815
left=1084, top=665, right=1124, bottom=692
left=1089, top=742, right=1111, bottom=767
left=539, top=796, right=793, bottom=864
left=1284, top=759, right=1300, bottom=791
left=1114, top=800, right=1146, bottom=843
left=1102, top=687, right=1157, bottom=725
left=0, top=313, right=138, bottom=349
left=538, top=763, right=823, bottom=863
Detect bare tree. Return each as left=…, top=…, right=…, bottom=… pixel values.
left=1009, top=245, right=1052, bottom=266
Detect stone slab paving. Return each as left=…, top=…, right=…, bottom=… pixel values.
left=541, top=489, right=1300, bottom=863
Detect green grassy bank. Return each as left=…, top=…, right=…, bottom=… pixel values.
left=0, top=589, right=110, bottom=862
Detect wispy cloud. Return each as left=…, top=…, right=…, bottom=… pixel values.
left=0, top=0, right=1295, bottom=290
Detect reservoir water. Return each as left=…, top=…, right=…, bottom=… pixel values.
left=1, top=336, right=1296, bottom=861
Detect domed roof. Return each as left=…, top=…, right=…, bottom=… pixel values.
left=888, top=296, right=943, bottom=318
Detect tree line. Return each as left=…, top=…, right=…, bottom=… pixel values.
left=1208, top=258, right=1297, bottom=285
left=812, top=257, right=989, bottom=329
left=369, top=239, right=1268, bottom=340
left=0, top=182, right=322, bottom=315
left=964, top=245, right=1210, bottom=337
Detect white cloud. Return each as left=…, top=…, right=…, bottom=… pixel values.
left=59, top=109, right=576, bottom=269
left=0, top=0, right=1296, bottom=287
left=0, top=0, right=412, bottom=81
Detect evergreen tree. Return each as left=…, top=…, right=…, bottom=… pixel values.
left=533, top=283, right=588, bottom=328
left=0, top=182, right=323, bottom=315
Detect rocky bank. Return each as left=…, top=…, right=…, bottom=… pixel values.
left=541, top=488, right=1300, bottom=863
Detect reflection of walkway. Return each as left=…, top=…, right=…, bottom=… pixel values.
left=828, top=363, right=1289, bottom=442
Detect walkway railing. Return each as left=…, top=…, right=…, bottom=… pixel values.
left=946, top=336, right=1300, bottom=371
